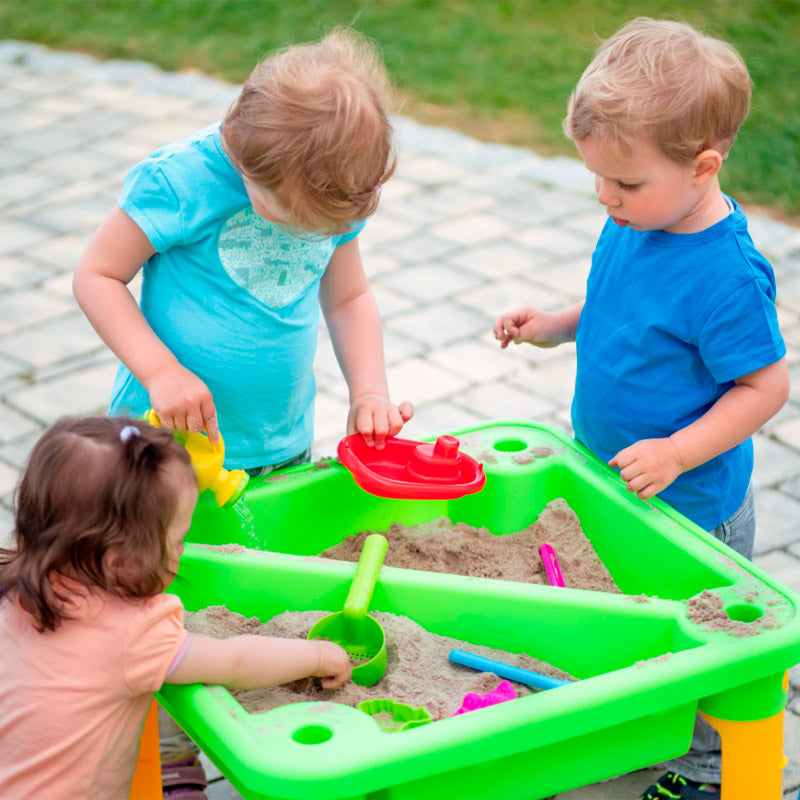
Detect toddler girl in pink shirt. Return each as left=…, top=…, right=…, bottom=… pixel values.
left=0, top=416, right=350, bottom=799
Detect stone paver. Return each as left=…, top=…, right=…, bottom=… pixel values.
left=1, top=40, right=799, bottom=800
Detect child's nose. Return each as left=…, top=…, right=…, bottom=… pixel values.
left=595, top=178, right=617, bottom=206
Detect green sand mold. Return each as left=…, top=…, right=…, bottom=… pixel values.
left=161, top=420, right=800, bottom=800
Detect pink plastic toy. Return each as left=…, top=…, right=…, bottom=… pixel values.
left=539, top=542, right=566, bottom=587
left=452, top=680, right=517, bottom=716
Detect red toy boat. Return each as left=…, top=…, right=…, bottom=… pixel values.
left=337, top=434, right=485, bottom=500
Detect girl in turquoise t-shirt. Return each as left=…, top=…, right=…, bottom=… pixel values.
left=74, top=28, right=412, bottom=472
left=72, top=28, right=411, bottom=796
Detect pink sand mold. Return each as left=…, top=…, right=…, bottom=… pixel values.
left=452, top=680, right=517, bottom=715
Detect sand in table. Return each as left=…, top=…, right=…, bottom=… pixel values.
left=318, top=498, right=620, bottom=593
left=185, top=499, right=621, bottom=718
left=185, top=606, right=577, bottom=719
left=686, top=589, right=778, bottom=636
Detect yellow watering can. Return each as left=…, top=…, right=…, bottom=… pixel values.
left=145, top=410, right=249, bottom=508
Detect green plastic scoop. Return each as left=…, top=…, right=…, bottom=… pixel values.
left=307, top=533, right=388, bottom=687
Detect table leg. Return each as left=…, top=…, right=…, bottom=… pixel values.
left=699, top=708, right=787, bottom=800
left=130, top=698, right=162, bottom=799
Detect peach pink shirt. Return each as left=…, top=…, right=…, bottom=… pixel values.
left=0, top=586, right=187, bottom=799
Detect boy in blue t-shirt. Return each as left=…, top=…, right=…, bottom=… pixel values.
left=494, top=17, right=788, bottom=799
left=74, top=29, right=412, bottom=475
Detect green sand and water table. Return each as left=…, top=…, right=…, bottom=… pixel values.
left=161, top=421, right=799, bottom=800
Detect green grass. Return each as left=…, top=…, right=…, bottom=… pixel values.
left=3, top=0, right=800, bottom=218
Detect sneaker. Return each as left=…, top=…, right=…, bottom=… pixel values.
left=161, top=753, right=208, bottom=799
left=639, top=771, right=720, bottom=800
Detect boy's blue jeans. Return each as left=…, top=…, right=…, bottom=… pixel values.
left=663, top=482, right=756, bottom=784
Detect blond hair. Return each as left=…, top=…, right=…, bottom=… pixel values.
left=564, top=17, right=752, bottom=163
left=222, top=28, right=396, bottom=234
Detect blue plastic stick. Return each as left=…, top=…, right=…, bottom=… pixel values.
left=449, top=649, right=573, bottom=690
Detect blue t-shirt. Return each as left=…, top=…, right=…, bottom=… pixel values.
left=572, top=199, right=785, bottom=531
left=111, top=124, right=364, bottom=468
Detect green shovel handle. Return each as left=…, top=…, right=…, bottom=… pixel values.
left=343, top=533, right=388, bottom=621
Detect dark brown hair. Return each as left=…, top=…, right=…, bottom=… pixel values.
left=222, top=27, right=396, bottom=235
left=0, top=416, right=195, bottom=631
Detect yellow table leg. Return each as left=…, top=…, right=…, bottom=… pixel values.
left=699, top=708, right=788, bottom=800
left=130, top=698, right=162, bottom=800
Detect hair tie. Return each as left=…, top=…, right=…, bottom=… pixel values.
left=119, top=425, right=141, bottom=443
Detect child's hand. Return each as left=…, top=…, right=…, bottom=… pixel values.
left=609, top=438, right=684, bottom=499
left=148, top=364, right=220, bottom=444
left=347, top=394, right=414, bottom=449
left=311, top=640, right=353, bottom=689
left=493, top=307, right=564, bottom=349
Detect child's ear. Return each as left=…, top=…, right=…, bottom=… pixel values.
left=692, top=149, right=723, bottom=185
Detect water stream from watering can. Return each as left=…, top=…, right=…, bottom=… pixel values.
left=231, top=497, right=260, bottom=547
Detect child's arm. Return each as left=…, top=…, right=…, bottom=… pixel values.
left=494, top=302, right=584, bottom=349
left=164, top=634, right=352, bottom=690
left=73, top=206, right=220, bottom=443
left=610, top=358, right=790, bottom=500
left=320, top=238, right=413, bottom=448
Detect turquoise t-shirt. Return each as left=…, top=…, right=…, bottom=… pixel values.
left=111, top=124, right=364, bottom=468
left=572, top=199, right=785, bottom=531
